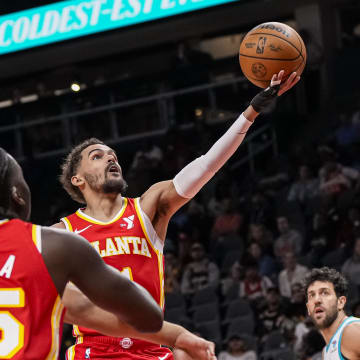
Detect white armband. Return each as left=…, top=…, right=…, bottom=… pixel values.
left=173, top=113, right=253, bottom=198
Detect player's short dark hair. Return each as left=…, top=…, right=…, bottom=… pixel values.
left=0, top=148, right=11, bottom=216
left=302, top=267, right=348, bottom=300
left=0, top=148, right=18, bottom=219
left=60, top=138, right=105, bottom=204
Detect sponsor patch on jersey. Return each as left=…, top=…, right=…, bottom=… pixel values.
left=121, top=337, right=133, bottom=349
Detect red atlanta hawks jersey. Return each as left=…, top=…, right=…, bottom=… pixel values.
left=0, top=219, right=64, bottom=359
left=61, top=198, right=168, bottom=353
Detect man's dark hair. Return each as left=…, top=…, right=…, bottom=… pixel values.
left=302, top=267, right=348, bottom=300
left=0, top=148, right=10, bottom=217
left=59, top=138, right=105, bottom=204
left=0, top=148, right=17, bottom=219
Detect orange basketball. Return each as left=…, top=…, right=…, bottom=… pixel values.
left=239, top=22, right=307, bottom=88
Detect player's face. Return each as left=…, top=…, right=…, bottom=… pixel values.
left=78, top=144, right=127, bottom=195
left=306, top=281, right=346, bottom=330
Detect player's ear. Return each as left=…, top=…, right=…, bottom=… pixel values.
left=71, top=175, right=85, bottom=187
left=306, top=302, right=311, bottom=315
left=338, top=296, right=346, bottom=311
left=11, top=185, right=26, bottom=206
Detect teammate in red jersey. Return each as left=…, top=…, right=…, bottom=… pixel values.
left=54, top=70, right=300, bottom=359
left=0, top=148, right=163, bottom=359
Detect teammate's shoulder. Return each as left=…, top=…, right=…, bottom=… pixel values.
left=42, top=225, right=90, bottom=252
left=6, top=218, right=34, bottom=230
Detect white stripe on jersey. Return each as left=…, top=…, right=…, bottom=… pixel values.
left=135, top=198, right=164, bottom=254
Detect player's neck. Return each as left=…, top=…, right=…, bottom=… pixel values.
left=83, top=193, right=124, bottom=222
left=321, top=312, right=347, bottom=344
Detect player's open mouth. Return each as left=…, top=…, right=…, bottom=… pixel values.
left=314, top=307, right=325, bottom=314
left=107, top=165, right=120, bottom=174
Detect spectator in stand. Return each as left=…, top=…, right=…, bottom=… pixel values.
left=211, top=197, right=244, bottom=240
left=341, top=237, right=360, bottom=286
left=181, top=242, right=220, bottom=295
left=257, top=287, right=289, bottom=341
left=319, top=161, right=360, bottom=196
left=293, top=316, right=314, bottom=356
left=219, top=334, right=257, bottom=360
left=285, top=282, right=308, bottom=321
left=247, top=242, right=278, bottom=279
left=248, top=223, right=274, bottom=255
left=239, top=261, right=273, bottom=302
left=335, top=112, right=360, bottom=148
left=336, top=207, right=360, bottom=248
left=274, top=216, right=303, bottom=259
left=249, top=191, right=273, bottom=230
left=210, top=197, right=244, bottom=263
left=164, top=251, right=181, bottom=294
left=278, top=252, right=308, bottom=298
left=221, top=261, right=242, bottom=297
left=287, top=165, right=319, bottom=204
left=299, top=329, right=325, bottom=360
left=130, top=141, right=163, bottom=171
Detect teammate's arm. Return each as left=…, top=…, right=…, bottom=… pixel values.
left=341, top=323, right=360, bottom=359
left=62, top=283, right=215, bottom=360
left=52, top=222, right=66, bottom=229
left=140, top=71, right=300, bottom=224
left=41, top=227, right=163, bottom=333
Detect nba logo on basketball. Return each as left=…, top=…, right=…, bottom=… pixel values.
left=256, top=37, right=267, bottom=54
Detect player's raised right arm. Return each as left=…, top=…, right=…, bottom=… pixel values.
left=41, top=227, right=163, bottom=333
left=141, top=71, right=300, bottom=223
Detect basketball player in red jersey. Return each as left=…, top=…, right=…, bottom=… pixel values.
left=0, top=148, right=164, bottom=359
left=54, top=70, right=300, bottom=359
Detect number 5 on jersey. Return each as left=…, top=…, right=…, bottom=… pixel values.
left=0, top=288, right=25, bottom=358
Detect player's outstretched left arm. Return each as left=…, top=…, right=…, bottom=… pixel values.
left=62, top=284, right=216, bottom=360
left=341, top=322, right=360, bottom=359
left=140, top=71, right=300, bottom=230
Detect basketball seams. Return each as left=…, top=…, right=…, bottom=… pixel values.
left=293, top=30, right=306, bottom=62
left=242, top=56, right=305, bottom=84
left=239, top=53, right=301, bottom=61
left=244, top=31, right=302, bottom=57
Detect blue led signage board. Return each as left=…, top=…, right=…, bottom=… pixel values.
left=0, top=0, right=237, bottom=55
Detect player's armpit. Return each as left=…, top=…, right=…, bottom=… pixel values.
left=341, top=322, right=360, bottom=359
left=140, top=180, right=189, bottom=221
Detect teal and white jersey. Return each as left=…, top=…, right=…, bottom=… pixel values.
left=323, top=316, right=360, bottom=360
